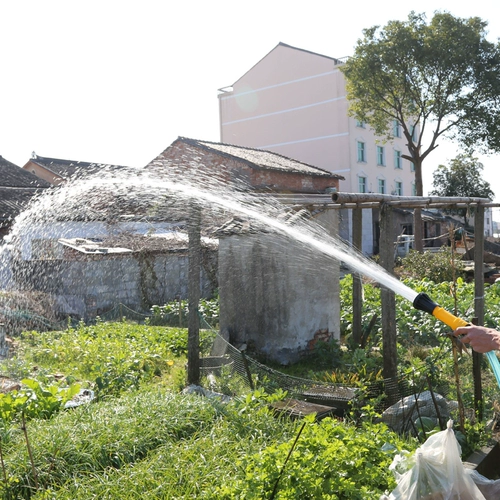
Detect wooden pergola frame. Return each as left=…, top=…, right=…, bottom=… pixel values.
left=331, top=192, right=500, bottom=380
left=187, top=191, right=498, bottom=390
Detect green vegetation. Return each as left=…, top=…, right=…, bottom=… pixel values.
left=430, top=153, right=495, bottom=225
left=149, top=296, right=219, bottom=327
left=396, top=247, right=466, bottom=283
left=341, top=11, right=500, bottom=249
left=0, top=272, right=497, bottom=498
left=8, top=321, right=216, bottom=398
left=0, top=338, right=418, bottom=499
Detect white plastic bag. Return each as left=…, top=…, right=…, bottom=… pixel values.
left=382, top=420, right=486, bottom=499
left=466, top=470, right=500, bottom=500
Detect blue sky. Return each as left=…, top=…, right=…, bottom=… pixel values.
left=1, top=0, right=499, bottom=200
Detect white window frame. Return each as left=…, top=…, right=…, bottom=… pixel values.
left=377, top=146, right=385, bottom=166
left=378, top=178, right=386, bottom=194
left=393, top=120, right=401, bottom=138
left=357, top=141, right=366, bottom=162
left=394, top=150, right=402, bottom=169
left=395, top=181, right=403, bottom=196
left=358, top=176, right=367, bottom=193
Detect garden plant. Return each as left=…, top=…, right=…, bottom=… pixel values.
left=0, top=258, right=497, bottom=498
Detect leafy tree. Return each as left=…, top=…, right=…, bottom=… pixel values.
left=430, top=153, right=494, bottom=225
left=341, top=11, right=500, bottom=251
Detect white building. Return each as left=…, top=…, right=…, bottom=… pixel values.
left=218, top=42, right=416, bottom=253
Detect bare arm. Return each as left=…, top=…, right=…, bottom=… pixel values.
left=453, top=325, right=500, bottom=354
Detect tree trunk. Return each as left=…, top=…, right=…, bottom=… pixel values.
left=413, top=160, right=424, bottom=252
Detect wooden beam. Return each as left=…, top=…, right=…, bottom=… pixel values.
left=332, top=192, right=491, bottom=205
left=379, top=204, right=397, bottom=379
left=352, top=207, right=363, bottom=345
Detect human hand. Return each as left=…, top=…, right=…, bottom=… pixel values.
left=453, top=325, right=500, bottom=354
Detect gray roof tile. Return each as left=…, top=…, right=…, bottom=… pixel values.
left=0, top=156, right=50, bottom=188
left=178, top=137, right=341, bottom=178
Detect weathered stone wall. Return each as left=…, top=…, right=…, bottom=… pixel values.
left=13, top=250, right=217, bottom=320
left=218, top=227, right=340, bottom=365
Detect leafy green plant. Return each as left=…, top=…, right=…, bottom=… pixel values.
left=0, top=378, right=81, bottom=423
left=148, top=296, right=219, bottom=327
left=14, top=323, right=216, bottom=399
left=217, top=416, right=417, bottom=499
left=397, top=247, right=466, bottom=283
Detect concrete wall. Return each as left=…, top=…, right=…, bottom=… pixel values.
left=13, top=250, right=217, bottom=320
left=218, top=43, right=417, bottom=253
left=218, top=229, right=340, bottom=365
left=219, top=43, right=415, bottom=196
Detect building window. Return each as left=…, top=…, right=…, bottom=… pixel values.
left=378, top=178, right=386, bottom=194
left=393, top=119, right=401, bottom=138
left=410, top=162, right=415, bottom=172
left=410, top=124, right=418, bottom=141
left=394, top=150, right=402, bottom=169
left=356, top=119, right=365, bottom=128
left=395, top=181, right=403, bottom=196
left=411, top=182, right=417, bottom=196
left=377, top=146, right=385, bottom=166
left=357, top=141, right=366, bottom=162
left=358, top=176, right=367, bottom=193
left=402, top=223, right=413, bottom=236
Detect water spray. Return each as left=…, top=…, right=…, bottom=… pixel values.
left=413, top=292, right=500, bottom=387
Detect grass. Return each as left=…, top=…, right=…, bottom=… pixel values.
left=0, top=321, right=421, bottom=499
left=2, top=268, right=500, bottom=499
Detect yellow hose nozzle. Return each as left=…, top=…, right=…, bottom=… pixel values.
left=413, top=292, right=468, bottom=330
left=431, top=307, right=469, bottom=330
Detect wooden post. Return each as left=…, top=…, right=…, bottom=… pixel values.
left=414, top=207, right=423, bottom=252
left=474, top=206, right=485, bottom=420
left=471, top=318, right=483, bottom=421
left=187, top=205, right=201, bottom=386
left=352, top=207, right=363, bottom=345
left=474, top=205, right=485, bottom=324
left=379, top=204, right=397, bottom=379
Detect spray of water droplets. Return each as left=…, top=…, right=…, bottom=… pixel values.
left=1, top=154, right=419, bottom=304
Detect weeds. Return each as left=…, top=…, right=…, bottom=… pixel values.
left=0, top=277, right=496, bottom=498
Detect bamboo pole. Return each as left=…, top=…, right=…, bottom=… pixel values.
left=332, top=192, right=491, bottom=205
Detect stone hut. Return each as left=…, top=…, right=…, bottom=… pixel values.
left=147, top=137, right=344, bottom=364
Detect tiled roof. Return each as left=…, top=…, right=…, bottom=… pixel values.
left=0, top=156, right=50, bottom=188
left=177, top=137, right=342, bottom=178
left=0, top=157, right=50, bottom=226
left=0, top=187, right=46, bottom=226
left=29, top=155, right=128, bottom=180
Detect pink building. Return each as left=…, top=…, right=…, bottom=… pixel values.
left=218, top=42, right=416, bottom=253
